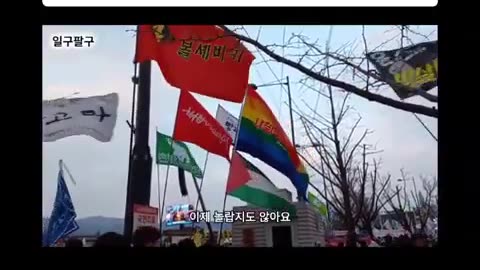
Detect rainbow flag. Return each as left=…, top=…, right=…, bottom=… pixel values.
left=236, top=86, right=309, bottom=200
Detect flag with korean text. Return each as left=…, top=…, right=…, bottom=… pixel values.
left=173, top=90, right=232, bottom=160
left=156, top=131, right=203, bottom=178
left=215, top=105, right=239, bottom=141
left=42, top=93, right=119, bottom=142
left=135, top=25, right=254, bottom=103
left=366, top=40, right=438, bottom=99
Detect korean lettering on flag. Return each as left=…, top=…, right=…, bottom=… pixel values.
left=43, top=93, right=119, bottom=142
left=215, top=105, right=238, bottom=141
left=173, top=90, right=232, bottom=160
left=366, top=40, right=438, bottom=100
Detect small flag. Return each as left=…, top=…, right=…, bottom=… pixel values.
left=44, top=165, right=79, bottom=247
left=308, top=192, right=328, bottom=217
left=216, top=105, right=239, bottom=141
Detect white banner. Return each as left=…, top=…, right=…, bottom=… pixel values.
left=43, top=93, right=119, bottom=142
left=215, top=105, right=238, bottom=141
left=133, top=204, right=159, bottom=234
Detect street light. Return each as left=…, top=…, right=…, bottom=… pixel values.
left=256, top=81, right=288, bottom=88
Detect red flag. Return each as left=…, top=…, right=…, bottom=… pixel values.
left=135, top=25, right=254, bottom=103
left=173, top=90, right=232, bottom=160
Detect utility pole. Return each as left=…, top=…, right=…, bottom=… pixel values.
left=123, top=32, right=153, bottom=243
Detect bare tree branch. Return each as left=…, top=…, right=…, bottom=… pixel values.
left=220, top=25, right=438, bottom=118
left=295, top=34, right=438, bottom=104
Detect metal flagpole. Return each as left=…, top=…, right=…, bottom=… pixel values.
left=195, top=151, right=210, bottom=211
left=61, top=160, right=77, bottom=186
left=412, top=113, right=438, bottom=142
left=191, top=174, right=215, bottom=243
left=286, top=75, right=305, bottom=202
left=158, top=146, right=173, bottom=237
left=159, top=95, right=183, bottom=237
left=217, top=85, right=251, bottom=245
left=156, top=165, right=162, bottom=223
left=155, top=127, right=162, bottom=231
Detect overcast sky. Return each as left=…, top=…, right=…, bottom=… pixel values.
left=43, top=25, right=437, bottom=219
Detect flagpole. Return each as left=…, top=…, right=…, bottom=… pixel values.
left=159, top=136, right=175, bottom=238
left=194, top=151, right=210, bottom=211
left=61, top=160, right=77, bottom=186
left=191, top=174, right=215, bottom=243
left=159, top=92, right=183, bottom=238
left=125, top=28, right=139, bottom=240
left=124, top=25, right=153, bottom=243
left=217, top=84, right=252, bottom=245
left=155, top=127, right=162, bottom=229
left=158, top=156, right=172, bottom=237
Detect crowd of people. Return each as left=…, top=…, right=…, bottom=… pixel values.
left=377, top=234, right=437, bottom=247
left=62, top=226, right=215, bottom=247
left=61, top=226, right=436, bottom=247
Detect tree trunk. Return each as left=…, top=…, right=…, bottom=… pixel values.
left=346, top=221, right=357, bottom=247
left=344, top=200, right=357, bottom=247
left=365, top=222, right=374, bottom=239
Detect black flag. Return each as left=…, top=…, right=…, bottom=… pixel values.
left=178, top=168, right=188, bottom=196
left=366, top=40, right=438, bottom=100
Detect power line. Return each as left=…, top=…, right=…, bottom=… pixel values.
left=279, top=26, right=287, bottom=120
left=313, top=26, right=334, bottom=119
left=240, top=26, right=297, bottom=127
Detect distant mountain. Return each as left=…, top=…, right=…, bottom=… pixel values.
left=73, top=216, right=124, bottom=236
left=42, top=216, right=232, bottom=237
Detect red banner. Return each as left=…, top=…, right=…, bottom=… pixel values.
left=173, top=90, right=232, bottom=160
left=135, top=25, right=254, bottom=103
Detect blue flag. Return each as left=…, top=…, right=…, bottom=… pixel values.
left=44, top=168, right=79, bottom=247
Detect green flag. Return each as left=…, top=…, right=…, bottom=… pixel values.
left=308, top=192, right=328, bottom=217
left=156, top=132, right=203, bottom=178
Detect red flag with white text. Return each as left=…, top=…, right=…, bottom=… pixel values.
left=135, top=25, right=254, bottom=103
left=173, top=90, right=232, bottom=160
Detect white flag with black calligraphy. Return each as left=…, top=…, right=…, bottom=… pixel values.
left=43, top=93, right=119, bottom=142
left=215, top=105, right=238, bottom=141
